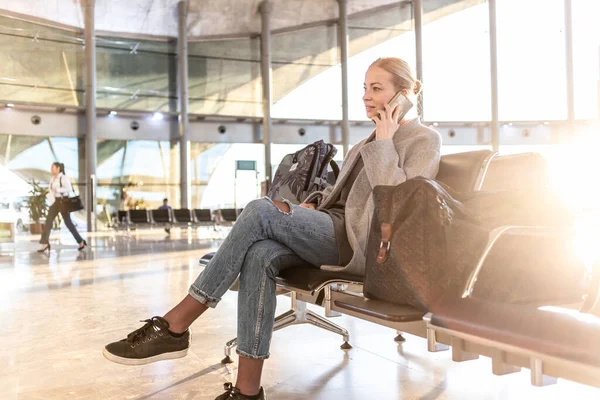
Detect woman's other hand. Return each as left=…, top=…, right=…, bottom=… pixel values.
left=373, top=103, right=401, bottom=141
left=272, top=200, right=291, bottom=213
left=299, top=203, right=316, bottom=210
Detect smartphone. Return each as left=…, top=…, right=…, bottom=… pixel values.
left=373, top=91, right=413, bottom=123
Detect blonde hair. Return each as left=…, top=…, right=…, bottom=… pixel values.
left=369, top=57, right=422, bottom=96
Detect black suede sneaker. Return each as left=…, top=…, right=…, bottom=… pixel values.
left=215, top=383, right=266, bottom=400
left=103, top=316, right=191, bottom=365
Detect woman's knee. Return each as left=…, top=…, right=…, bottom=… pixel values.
left=240, top=241, right=287, bottom=281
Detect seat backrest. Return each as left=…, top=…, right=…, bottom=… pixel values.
left=151, top=209, right=171, bottom=223
left=129, top=209, right=149, bottom=224
left=194, top=209, right=213, bottom=223
left=436, top=150, right=496, bottom=193
left=173, top=208, right=192, bottom=223
left=117, top=210, right=128, bottom=223
left=219, top=208, right=241, bottom=222
left=480, top=152, right=548, bottom=192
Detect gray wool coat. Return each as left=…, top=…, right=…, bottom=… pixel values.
left=305, top=118, right=442, bottom=276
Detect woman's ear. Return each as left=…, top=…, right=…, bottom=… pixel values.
left=401, top=89, right=410, bottom=97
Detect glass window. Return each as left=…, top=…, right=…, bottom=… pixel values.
left=190, top=143, right=265, bottom=209
left=0, top=134, right=80, bottom=184
left=97, top=139, right=180, bottom=214
left=188, top=38, right=262, bottom=117
left=271, top=25, right=340, bottom=120
left=96, top=38, right=177, bottom=112
left=0, top=134, right=81, bottom=206
left=422, top=3, right=491, bottom=122
left=0, top=16, right=84, bottom=106
left=496, top=0, right=567, bottom=121
left=572, top=0, right=600, bottom=120
left=272, top=3, right=414, bottom=121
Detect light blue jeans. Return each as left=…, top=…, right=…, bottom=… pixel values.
left=189, top=198, right=339, bottom=360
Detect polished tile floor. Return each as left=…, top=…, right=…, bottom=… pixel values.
left=1, top=229, right=599, bottom=399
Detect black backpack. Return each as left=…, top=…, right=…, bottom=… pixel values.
left=268, top=140, right=339, bottom=204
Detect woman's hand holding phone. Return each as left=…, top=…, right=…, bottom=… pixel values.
left=373, top=103, right=401, bottom=141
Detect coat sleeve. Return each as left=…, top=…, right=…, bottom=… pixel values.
left=55, top=176, right=73, bottom=195
left=359, top=132, right=441, bottom=189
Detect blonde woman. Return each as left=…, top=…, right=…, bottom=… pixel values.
left=104, top=58, right=441, bottom=400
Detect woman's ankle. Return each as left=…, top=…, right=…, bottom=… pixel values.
left=163, top=317, right=188, bottom=334
left=236, top=356, right=264, bottom=396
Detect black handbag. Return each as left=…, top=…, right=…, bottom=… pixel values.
left=58, top=176, right=84, bottom=213
left=60, top=196, right=84, bottom=213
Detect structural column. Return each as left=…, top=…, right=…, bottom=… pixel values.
left=338, top=0, right=350, bottom=157
left=564, top=0, right=575, bottom=134
left=178, top=1, right=191, bottom=208
left=84, top=0, right=97, bottom=232
left=413, top=0, right=424, bottom=116
left=260, top=1, right=273, bottom=186
left=488, top=0, right=500, bottom=151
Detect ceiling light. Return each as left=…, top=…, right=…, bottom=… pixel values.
left=152, top=112, right=163, bottom=120
left=6, top=103, right=14, bottom=108
left=109, top=111, right=117, bottom=116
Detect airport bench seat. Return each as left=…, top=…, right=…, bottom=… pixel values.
left=424, top=290, right=600, bottom=388
left=202, top=149, right=597, bottom=387
left=173, top=209, right=193, bottom=224
left=128, top=210, right=151, bottom=225
left=428, top=296, right=600, bottom=369
left=151, top=209, right=172, bottom=224
left=200, top=149, right=499, bottom=361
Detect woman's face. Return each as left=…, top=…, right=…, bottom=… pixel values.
left=363, top=66, right=398, bottom=120
left=51, top=164, right=59, bottom=176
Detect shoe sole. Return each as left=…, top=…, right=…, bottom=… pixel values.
left=103, top=346, right=189, bottom=366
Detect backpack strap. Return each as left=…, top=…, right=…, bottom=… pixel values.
left=329, top=160, right=340, bottom=180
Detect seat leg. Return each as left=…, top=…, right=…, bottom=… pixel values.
left=324, top=285, right=342, bottom=318
left=394, top=330, right=406, bottom=343
left=530, top=358, right=557, bottom=386
left=426, top=328, right=449, bottom=352
left=305, top=309, right=352, bottom=350
left=451, top=337, right=479, bottom=362
left=491, top=349, right=521, bottom=375
left=273, top=309, right=299, bottom=331
left=221, top=337, right=238, bottom=364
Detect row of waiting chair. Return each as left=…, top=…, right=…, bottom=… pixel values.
left=114, top=208, right=243, bottom=231
left=201, top=150, right=600, bottom=389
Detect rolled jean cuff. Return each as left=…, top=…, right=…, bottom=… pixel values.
left=188, top=285, right=220, bottom=308
left=236, top=348, right=270, bottom=360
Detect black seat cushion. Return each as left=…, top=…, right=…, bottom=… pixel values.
left=276, top=267, right=363, bottom=294
left=333, top=296, right=424, bottom=323
left=199, top=252, right=363, bottom=294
